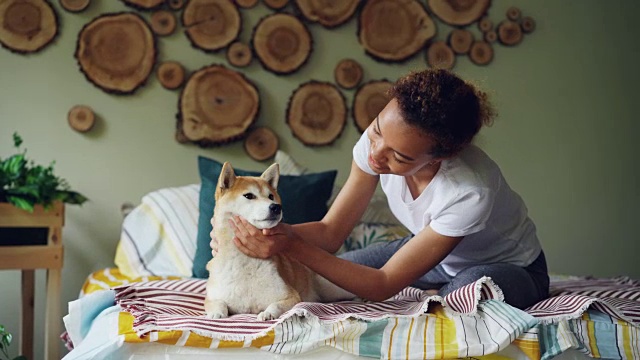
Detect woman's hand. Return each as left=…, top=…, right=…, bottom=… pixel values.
left=230, top=215, right=295, bottom=259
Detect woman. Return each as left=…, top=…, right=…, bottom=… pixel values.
left=222, top=69, right=549, bottom=309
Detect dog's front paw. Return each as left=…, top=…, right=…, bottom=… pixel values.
left=204, top=298, right=228, bottom=319
left=206, top=310, right=228, bottom=319
left=257, top=309, right=277, bottom=321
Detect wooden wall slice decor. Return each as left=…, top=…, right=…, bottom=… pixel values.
left=244, top=127, right=279, bottom=161
left=469, top=40, right=493, bottom=65
left=521, top=16, right=536, bottom=34
left=157, top=61, right=185, bottom=90
left=182, top=0, right=241, bottom=52
left=294, top=0, right=359, bottom=28
left=448, top=29, right=474, bottom=55
left=75, top=12, right=156, bottom=95
left=497, top=20, right=522, bottom=46
left=176, top=65, right=260, bottom=147
left=121, top=0, right=164, bottom=10
left=352, top=80, right=392, bottom=133
left=286, top=81, right=346, bottom=146
left=426, top=41, right=455, bottom=70
left=150, top=10, right=177, bottom=36
left=0, top=0, right=58, bottom=54
left=67, top=105, right=96, bottom=133
left=252, top=13, right=312, bottom=75
left=427, top=0, right=491, bottom=26
left=60, top=0, right=91, bottom=13
left=226, top=41, right=253, bottom=68
left=358, top=0, right=436, bottom=62
left=334, top=58, right=363, bottom=90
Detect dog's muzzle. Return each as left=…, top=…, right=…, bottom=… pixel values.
left=269, top=203, right=282, bottom=216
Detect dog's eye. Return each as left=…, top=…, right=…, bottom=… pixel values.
left=243, top=193, right=256, bottom=200
left=268, top=194, right=274, bottom=200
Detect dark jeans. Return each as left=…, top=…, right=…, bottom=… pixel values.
left=338, top=235, right=550, bottom=309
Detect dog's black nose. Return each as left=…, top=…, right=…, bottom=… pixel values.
left=269, top=203, right=281, bottom=215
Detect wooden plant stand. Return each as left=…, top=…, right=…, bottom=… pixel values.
left=0, top=201, right=64, bottom=360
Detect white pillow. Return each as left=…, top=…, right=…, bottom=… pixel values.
left=114, top=184, right=200, bottom=278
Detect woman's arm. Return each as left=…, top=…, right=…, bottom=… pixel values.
left=232, top=218, right=462, bottom=301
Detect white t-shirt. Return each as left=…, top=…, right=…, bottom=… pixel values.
left=353, top=132, right=541, bottom=276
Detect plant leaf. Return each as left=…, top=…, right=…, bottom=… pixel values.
left=12, top=132, right=22, bottom=148
left=7, top=196, right=34, bottom=212
left=56, top=190, right=88, bottom=205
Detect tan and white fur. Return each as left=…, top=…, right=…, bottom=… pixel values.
left=204, top=162, right=353, bottom=321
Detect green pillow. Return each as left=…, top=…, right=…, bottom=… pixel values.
left=192, top=156, right=337, bottom=278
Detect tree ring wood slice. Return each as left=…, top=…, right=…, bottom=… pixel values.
left=264, top=0, right=288, bottom=10
left=497, top=20, right=522, bottom=46
left=157, top=61, right=185, bottom=89
left=177, top=65, right=260, bottom=147
left=183, top=0, right=241, bottom=52
left=427, top=41, right=455, bottom=70
left=334, top=58, right=363, bottom=90
left=226, top=41, right=252, bottom=67
left=352, top=80, right=393, bottom=133
left=294, top=0, right=359, bottom=28
left=68, top=105, right=96, bottom=133
left=60, top=0, right=91, bottom=13
left=478, top=16, right=492, bottom=32
left=521, top=16, right=536, bottom=34
left=252, top=13, right=312, bottom=75
left=286, top=81, right=346, bottom=146
left=506, top=6, right=521, bottom=21
left=484, top=30, right=497, bottom=43
left=469, top=40, right=493, bottom=65
left=151, top=10, right=177, bottom=36
left=122, top=0, right=164, bottom=10
left=359, top=0, right=436, bottom=62
left=75, top=12, right=156, bottom=95
left=167, top=0, right=185, bottom=10
left=244, top=127, right=279, bottom=161
left=0, top=0, right=58, bottom=54
left=427, top=0, right=490, bottom=26
left=235, top=0, right=258, bottom=8
left=448, top=29, right=473, bottom=54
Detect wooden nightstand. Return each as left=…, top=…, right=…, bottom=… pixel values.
left=0, top=202, right=64, bottom=360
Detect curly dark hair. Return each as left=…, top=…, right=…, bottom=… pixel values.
left=388, top=69, right=495, bottom=158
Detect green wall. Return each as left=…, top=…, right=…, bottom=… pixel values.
left=1, top=0, right=639, bottom=358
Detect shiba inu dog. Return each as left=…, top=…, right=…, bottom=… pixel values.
left=204, top=162, right=353, bottom=321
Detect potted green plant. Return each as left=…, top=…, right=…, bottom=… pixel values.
left=1, top=132, right=87, bottom=212
left=0, top=324, right=26, bottom=360
left=0, top=132, right=88, bottom=245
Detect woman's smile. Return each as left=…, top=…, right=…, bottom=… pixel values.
left=368, top=154, right=386, bottom=172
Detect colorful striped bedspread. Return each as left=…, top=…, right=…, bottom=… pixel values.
left=66, top=268, right=640, bottom=359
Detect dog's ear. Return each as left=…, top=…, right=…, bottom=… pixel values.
left=261, top=163, right=279, bottom=190
left=218, top=162, right=236, bottom=191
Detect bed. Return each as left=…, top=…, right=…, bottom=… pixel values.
left=61, top=152, right=640, bottom=360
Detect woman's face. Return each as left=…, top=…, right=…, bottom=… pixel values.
left=366, top=98, right=436, bottom=176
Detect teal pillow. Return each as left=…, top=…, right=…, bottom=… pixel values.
left=192, top=156, right=337, bottom=278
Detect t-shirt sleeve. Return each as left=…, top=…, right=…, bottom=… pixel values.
left=352, top=131, right=377, bottom=176
left=429, top=187, right=495, bottom=237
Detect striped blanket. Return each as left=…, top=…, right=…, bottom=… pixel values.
left=113, top=276, right=509, bottom=341
left=64, top=269, right=640, bottom=359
